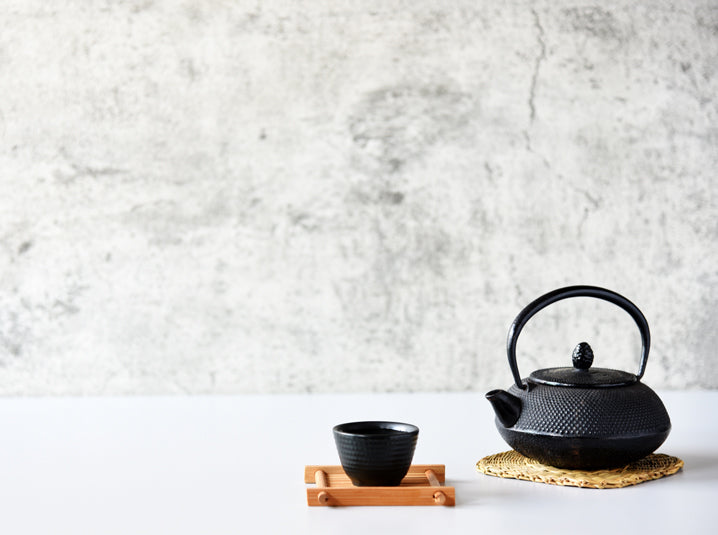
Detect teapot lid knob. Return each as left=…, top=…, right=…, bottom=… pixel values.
left=572, top=342, right=594, bottom=369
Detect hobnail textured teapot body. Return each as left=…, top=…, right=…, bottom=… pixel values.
left=489, top=381, right=670, bottom=469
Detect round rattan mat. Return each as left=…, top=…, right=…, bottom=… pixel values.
left=476, top=451, right=683, bottom=489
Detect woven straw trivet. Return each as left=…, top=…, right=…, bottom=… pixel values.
left=476, top=451, right=683, bottom=489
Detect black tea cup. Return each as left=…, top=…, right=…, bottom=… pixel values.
left=333, top=421, right=419, bottom=486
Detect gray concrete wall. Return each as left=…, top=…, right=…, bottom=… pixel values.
left=0, top=0, right=716, bottom=395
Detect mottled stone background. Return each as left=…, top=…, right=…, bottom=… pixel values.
left=0, top=0, right=716, bottom=395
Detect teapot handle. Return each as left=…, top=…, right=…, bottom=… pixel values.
left=507, top=285, right=651, bottom=389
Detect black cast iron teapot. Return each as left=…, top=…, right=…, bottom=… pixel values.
left=486, top=285, right=671, bottom=469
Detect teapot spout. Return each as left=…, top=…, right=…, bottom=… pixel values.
left=486, top=389, right=522, bottom=428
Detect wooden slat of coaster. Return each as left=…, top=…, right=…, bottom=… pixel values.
left=304, top=464, right=445, bottom=484
left=306, top=485, right=455, bottom=506
left=476, top=451, right=684, bottom=489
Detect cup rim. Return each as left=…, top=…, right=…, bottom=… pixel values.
left=333, top=421, right=419, bottom=437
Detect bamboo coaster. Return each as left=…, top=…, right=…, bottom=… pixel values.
left=305, top=464, right=455, bottom=506
left=476, top=451, right=683, bottom=489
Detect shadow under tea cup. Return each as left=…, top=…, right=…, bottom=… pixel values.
left=332, top=421, right=419, bottom=486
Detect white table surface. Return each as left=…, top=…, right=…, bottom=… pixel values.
left=0, top=391, right=716, bottom=535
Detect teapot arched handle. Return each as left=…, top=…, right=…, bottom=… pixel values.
left=507, top=285, right=651, bottom=390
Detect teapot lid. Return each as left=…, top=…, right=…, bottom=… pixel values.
left=527, top=342, right=638, bottom=387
